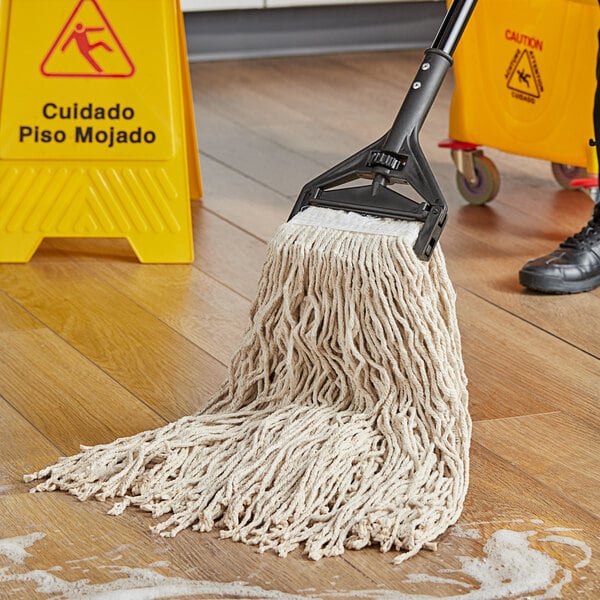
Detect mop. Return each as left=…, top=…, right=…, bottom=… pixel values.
left=25, top=0, right=477, bottom=564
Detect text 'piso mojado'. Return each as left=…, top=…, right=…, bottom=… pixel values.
left=18, top=102, right=157, bottom=148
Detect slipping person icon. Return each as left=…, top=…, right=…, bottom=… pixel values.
left=61, top=23, right=112, bottom=72
left=517, top=69, right=531, bottom=87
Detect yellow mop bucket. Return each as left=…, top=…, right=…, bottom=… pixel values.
left=441, top=0, right=599, bottom=204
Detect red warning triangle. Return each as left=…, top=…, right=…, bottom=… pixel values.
left=506, top=50, right=540, bottom=98
left=41, top=0, right=134, bottom=78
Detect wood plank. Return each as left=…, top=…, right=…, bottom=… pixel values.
left=192, top=52, right=452, bottom=182
left=192, top=57, right=371, bottom=162
left=191, top=205, right=267, bottom=300
left=77, top=261, right=250, bottom=366
left=194, top=95, right=326, bottom=199
left=473, top=413, right=600, bottom=517
left=0, top=288, right=164, bottom=481
left=457, top=289, right=600, bottom=427
left=0, top=328, right=165, bottom=455
left=38, top=204, right=269, bottom=302
left=199, top=154, right=290, bottom=242
left=216, top=56, right=404, bottom=141
left=328, top=50, right=435, bottom=91
left=0, top=262, right=225, bottom=422
left=0, top=399, right=60, bottom=496
left=0, top=289, right=44, bottom=332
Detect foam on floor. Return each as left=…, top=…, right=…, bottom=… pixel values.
left=0, top=521, right=594, bottom=599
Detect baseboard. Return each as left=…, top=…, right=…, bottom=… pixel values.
left=183, top=2, right=446, bottom=62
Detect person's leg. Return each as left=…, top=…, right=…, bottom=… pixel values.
left=518, top=27, right=600, bottom=294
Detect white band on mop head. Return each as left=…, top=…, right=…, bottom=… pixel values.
left=290, top=206, right=421, bottom=242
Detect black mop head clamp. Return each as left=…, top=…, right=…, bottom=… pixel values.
left=288, top=0, right=478, bottom=261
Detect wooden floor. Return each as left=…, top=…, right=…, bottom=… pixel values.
left=1, top=50, right=599, bottom=599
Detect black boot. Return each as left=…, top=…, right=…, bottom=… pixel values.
left=519, top=203, right=600, bottom=294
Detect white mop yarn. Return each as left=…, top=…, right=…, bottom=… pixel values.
left=25, top=206, right=471, bottom=564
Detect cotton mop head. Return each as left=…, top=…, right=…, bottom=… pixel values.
left=26, top=206, right=471, bottom=564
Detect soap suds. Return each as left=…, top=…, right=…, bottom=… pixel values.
left=0, top=533, right=45, bottom=564
left=451, top=525, right=482, bottom=540
left=0, top=472, right=11, bottom=488
left=403, top=574, right=472, bottom=588
left=440, top=529, right=569, bottom=599
left=0, top=521, right=593, bottom=599
left=1, top=566, right=317, bottom=599
left=66, top=556, right=98, bottom=564
left=341, top=524, right=593, bottom=600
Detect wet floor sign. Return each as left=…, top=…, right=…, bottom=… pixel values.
left=0, top=0, right=202, bottom=262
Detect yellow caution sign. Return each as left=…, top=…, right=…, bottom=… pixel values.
left=0, top=0, right=201, bottom=262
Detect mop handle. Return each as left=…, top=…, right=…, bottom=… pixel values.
left=432, top=0, right=479, bottom=56
left=382, top=0, right=478, bottom=153
left=288, top=0, right=480, bottom=260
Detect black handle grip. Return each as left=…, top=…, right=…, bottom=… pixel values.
left=432, top=0, right=479, bottom=56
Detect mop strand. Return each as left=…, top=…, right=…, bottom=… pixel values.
left=25, top=207, right=471, bottom=564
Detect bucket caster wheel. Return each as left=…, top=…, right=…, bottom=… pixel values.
left=551, top=162, right=588, bottom=190
left=456, top=154, right=500, bottom=205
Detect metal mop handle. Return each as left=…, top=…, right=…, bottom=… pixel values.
left=289, top=0, right=479, bottom=261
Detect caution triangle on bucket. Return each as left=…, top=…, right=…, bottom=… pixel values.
left=506, top=49, right=541, bottom=99
left=0, top=0, right=201, bottom=263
